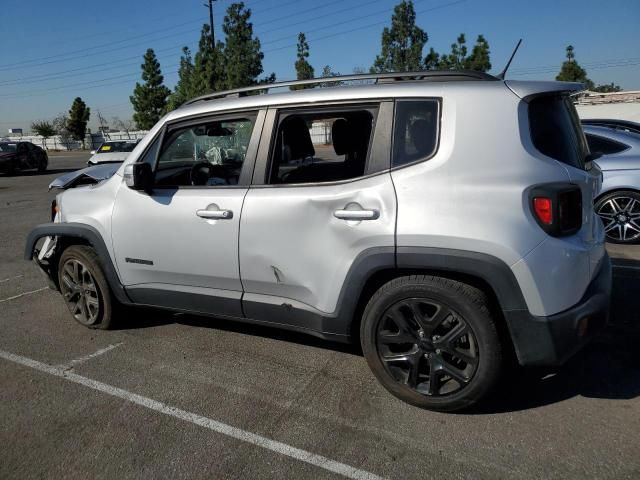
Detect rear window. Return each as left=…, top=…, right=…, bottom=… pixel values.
left=528, top=96, right=588, bottom=170
left=585, top=134, right=629, bottom=155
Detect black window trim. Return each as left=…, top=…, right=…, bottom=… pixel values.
left=250, top=100, right=394, bottom=188
left=585, top=133, right=630, bottom=155
left=142, top=109, right=265, bottom=190
left=389, top=97, right=442, bottom=171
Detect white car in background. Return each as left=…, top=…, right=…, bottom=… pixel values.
left=87, top=140, right=139, bottom=166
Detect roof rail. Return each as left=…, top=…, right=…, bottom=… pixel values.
left=183, top=70, right=498, bottom=106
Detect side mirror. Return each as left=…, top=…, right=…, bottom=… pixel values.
left=90, top=150, right=96, bottom=155
left=124, top=162, right=153, bottom=192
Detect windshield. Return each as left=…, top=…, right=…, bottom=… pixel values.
left=0, top=143, right=17, bottom=152
left=97, top=141, right=137, bottom=153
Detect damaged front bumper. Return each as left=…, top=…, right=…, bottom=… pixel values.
left=33, top=236, right=59, bottom=291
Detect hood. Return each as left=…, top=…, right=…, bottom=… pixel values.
left=88, top=151, right=131, bottom=163
left=49, top=162, right=122, bottom=190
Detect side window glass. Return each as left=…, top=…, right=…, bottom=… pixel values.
left=392, top=100, right=439, bottom=167
left=154, top=116, right=255, bottom=187
left=268, top=108, right=376, bottom=185
left=585, top=134, right=628, bottom=155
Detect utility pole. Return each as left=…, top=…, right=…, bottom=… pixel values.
left=204, top=0, right=216, bottom=50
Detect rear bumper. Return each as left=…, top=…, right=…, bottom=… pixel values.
left=506, top=253, right=612, bottom=366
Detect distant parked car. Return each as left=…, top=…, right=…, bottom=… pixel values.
left=87, top=140, right=138, bottom=166
left=584, top=125, right=640, bottom=244
left=582, top=119, right=640, bottom=135
left=0, top=141, right=48, bottom=174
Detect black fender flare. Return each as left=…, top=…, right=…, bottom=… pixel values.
left=333, top=246, right=528, bottom=342
left=25, top=222, right=131, bottom=304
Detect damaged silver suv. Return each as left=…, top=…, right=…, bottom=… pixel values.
left=26, top=71, right=611, bottom=411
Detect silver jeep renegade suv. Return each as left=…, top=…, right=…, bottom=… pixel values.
left=26, top=71, right=611, bottom=411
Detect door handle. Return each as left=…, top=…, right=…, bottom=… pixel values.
left=333, top=209, right=379, bottom=220
left=196, top=209, right=233, bottom=219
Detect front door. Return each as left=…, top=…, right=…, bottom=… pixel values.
left=239, top=103, right=396, bottom=334
left=111, top=110, right=265, bottom=317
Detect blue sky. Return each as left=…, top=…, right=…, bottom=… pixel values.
left=1, top=0, right=638, bottom=132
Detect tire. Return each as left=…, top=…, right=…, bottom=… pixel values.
left=360, top=275, right=503, bottom=412
left=595, top=190, right=640, bottom=244
left=57, top=245, right=116, bottom=330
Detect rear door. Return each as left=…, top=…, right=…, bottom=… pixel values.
left=238, top=101, right=396, bottom=334
left=111, top=110, right=265, bottom=317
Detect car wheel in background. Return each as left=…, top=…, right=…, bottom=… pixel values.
left=595, top=190, right=640, bottom=244
left=360, top=275, right=503, bottom=412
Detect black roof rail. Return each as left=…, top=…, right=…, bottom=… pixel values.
left=183, top=70, right=498, bottom=106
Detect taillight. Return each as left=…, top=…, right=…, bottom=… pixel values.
left=533, top=197, right=552, bottom=225
left=530, top=184, right=582, bottom=236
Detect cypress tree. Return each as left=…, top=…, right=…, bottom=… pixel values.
left=371, top=0, right=427, bottom=73
left=67, top=97, right=90, bottom=147
left=167, top=47, right=195, bottom=110
left=130, top=49, right=170, bottom=129
left=292, top=33, right=315, bottom=90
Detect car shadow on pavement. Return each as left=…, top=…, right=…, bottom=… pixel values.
left=474, top=328, right=640, bottom=413
left=115, top=306, right=362, bottom=356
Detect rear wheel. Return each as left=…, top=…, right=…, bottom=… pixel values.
left=595, top=190, right=640, bottom=244
left=360, top=275, right=503, bottom=412
left=58, top=245, right=115, bottom=329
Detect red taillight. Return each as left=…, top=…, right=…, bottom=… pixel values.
left=533, top=197, right=553, bottom=225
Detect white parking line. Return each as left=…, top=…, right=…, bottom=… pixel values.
left=0, top=287, right=48, bottom=303
left=0, top=349, right=386, bottom=480
left=57, top=343, right=124, bottom=370
left=0, top=274, right=23, bottom=284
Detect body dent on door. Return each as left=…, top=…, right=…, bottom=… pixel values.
left=239, top=172, right=397, bottom=317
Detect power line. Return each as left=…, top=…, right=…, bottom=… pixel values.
left=263, top=0, right=467, bottom=54
left=0, top=18, right=205, bottom=71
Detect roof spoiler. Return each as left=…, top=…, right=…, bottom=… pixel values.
left=505, top=80, right=585, bottom=102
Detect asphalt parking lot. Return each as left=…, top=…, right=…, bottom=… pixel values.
left=1, top=152, right=639, bottom=480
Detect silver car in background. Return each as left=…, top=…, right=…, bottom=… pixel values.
left=584, top=124, right=640, bottom=244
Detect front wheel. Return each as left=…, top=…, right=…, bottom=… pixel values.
left=37, top=156, right=47, bottom=172
left=595, top=190, right=640, bottom=244
left=58, top=245, right=116, bottom=329
left=360, top=275, right=503, bottom=412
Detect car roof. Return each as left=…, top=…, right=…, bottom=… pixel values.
left=167, top=78, right=583, bottom=123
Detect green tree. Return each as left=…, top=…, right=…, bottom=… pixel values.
left=438, top=34, right=467, bottom=70
left=291, top=33, right=314, bottom=90
left=556, top=45, right=594, bottom=89
left=465, top=35, right=491, bottom=71
left=67, top=97, right=90, bottom=148
left=130, top=48, right=171, bottom=130
left=592, top=82, right=622, bottom=93
left=423, top=47, right=441, bottom=70
left=424, top=33, right=491, bottom=72
left=191, top=24, right=225, bottom=96
left=167, top=47, right=195, bottom=110
left=222, top=2, right=273, bottom=89
left=371, top=0, right=427, bottom=73
left=30, top=120, right=56, bottom=149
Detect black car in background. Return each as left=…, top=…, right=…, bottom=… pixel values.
left=0, top=141, right=48, bottom=174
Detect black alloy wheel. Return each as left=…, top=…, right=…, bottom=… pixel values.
left=376, top=298, right=478, bottom=396
left=361, top=275, right=502, bottom=412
